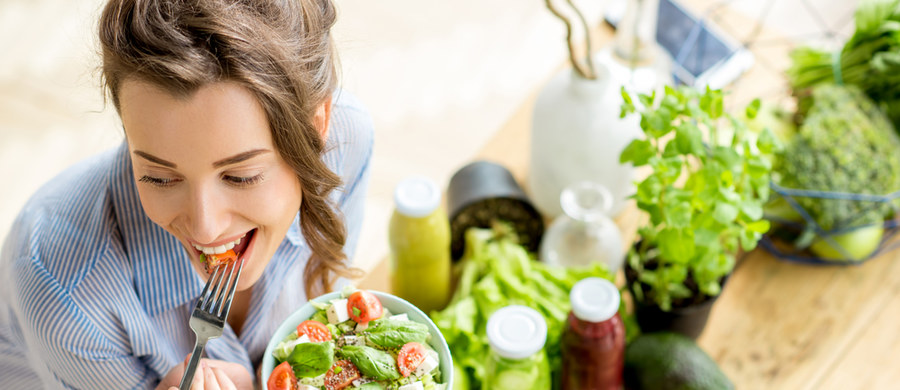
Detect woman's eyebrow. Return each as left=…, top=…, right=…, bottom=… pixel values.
left=134, top=150, right=177, bottom=168
left=213, top=149, right=270, bottom=168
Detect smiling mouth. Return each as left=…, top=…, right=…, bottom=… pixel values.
left=194, top=229, right=256, bottom=274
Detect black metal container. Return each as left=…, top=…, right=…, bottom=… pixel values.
left=447, top=160, right=544, bottom=260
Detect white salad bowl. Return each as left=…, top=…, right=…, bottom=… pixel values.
left=260, top=290, right=453, bottom=389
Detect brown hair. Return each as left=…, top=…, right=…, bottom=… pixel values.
left=98, top=0, right=361, bottom=298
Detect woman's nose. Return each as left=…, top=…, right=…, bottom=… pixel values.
left=185, top=183, right=229, bottom=244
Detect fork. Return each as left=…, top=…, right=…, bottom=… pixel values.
left=178, top=259, right=245, bottom=390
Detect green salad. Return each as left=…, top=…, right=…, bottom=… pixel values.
left=267, top=288, right=446, bottom=390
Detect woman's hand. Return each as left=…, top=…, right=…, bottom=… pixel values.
left=157, top=355, right=253, bottom=390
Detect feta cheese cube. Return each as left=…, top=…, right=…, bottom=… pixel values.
left=279, top=333, right=311, bottom=354
left=414, top=355, right=439, bottom=377
left=426, top=349, right=439, bottom=362
left=389, top=313, right=409, bottom=322
left=399, top=381, right=425, bottom=390
left=292, top=334, right=310, bottom=345
left=327, top=299, right=349, bottom=324
left=298, top=385, right=319, bottom=390
left=355, top=321, right=369, bottom=332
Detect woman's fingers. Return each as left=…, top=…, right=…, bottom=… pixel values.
left=203, top=362, right=222, bottom=390
left=213, top=367, right=238, bottom=390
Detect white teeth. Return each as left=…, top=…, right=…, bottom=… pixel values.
left=194, top=233, right=247, bottom=255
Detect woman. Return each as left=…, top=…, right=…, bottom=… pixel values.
left=0, top=0, right=373, bottom=388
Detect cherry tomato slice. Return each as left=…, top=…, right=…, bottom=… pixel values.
left=204, top=249, right=237, bottom=274
left=324, top=360, right=360, bottom=390
left=397, top=342, right=427, bottom=378
left=297, top=320, right=331, bottom=343
left=347, top=290, right=383, bottom=324
left=267, top=361, right=298, bottom=390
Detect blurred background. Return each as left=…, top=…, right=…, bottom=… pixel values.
left=0, top=0, right=856, bottom=273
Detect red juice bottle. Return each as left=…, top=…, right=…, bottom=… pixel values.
left=560, top=277, right=625, bottom=390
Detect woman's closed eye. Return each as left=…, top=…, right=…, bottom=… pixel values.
left=223, top=173, right=264, bottom=188
left=139, top=175, right=179, bottom=187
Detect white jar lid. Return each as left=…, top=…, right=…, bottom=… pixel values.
left=486, top=305, right=547, bottom=360
left=393, top=176, right=441, bottom=218
left=570, top=277, right=620, bottom=323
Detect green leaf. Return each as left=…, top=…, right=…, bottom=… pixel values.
left=694, top=229, right=720, bottom=246
left=746, top=155, right=773, bottom=178
left=675, top=122, right=705, bottom=155
left=718, top=187, right=741, bottom=203
left=709, top=89, right=724, bottom=119
left=340, top=345, right=401, bottom=381
left=310, top=310, right=329, bottom=325
left=756, top=127, right=779, bottom=153
left=655, top=156, right=685, bottom=183
left=658, top=227, right=696, bottom=263
left=740, top=228, right=762, bottom=251
left=740, top=200, right=764, bottom=221
left=713, top=203, right=739, bottom=224
left=712, top=146, right=741, bottom=169
left=635, top=175, right=662, bottom=204
left=363, top=319, right=430, bottom=349
left=286, top=341, right=335, bottom=378
left=619, top=139, right=654, bottom=166
left=638, top=91, right=656, bottom=108
left=620, top=87, right=636, bottom=117
left=668, top=283, right=693, bottom=299
left=745, top=220, right=771, bottom=234
left=855, top=0, right=897, bottom=34
left=352, top=306, right=362, bottom=317
left=664, top=201, right=693, bottom=228
left=745, top=98, right=761, bottom=119
left=645, top=108, right=674, bottom=138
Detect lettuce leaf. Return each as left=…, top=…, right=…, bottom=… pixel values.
left=430, top=224, right=636, bottom=388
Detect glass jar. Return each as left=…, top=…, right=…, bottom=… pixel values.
left=388, top=176, right=451, bottom=314
left=484, top=306, right=551, bottom=390
left=561, top=278, right=626, bottom=390
left=539, top=181, right=625, bottom=273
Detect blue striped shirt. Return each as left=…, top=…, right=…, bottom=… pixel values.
left=0, top=91, right=374, bottom=389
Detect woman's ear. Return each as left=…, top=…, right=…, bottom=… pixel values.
left=314, top=98, right=332, bottom=139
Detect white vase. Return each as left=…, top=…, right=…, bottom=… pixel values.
left=528, top=65, right=642, bottom=219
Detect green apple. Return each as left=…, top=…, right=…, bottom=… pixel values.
left=810, top=225, right=884, bottom=262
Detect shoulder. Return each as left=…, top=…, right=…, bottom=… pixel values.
left=2, top=146, right=125, bottom=292
left=325, top=90, right=374, bottom=179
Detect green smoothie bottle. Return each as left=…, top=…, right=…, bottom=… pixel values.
left=389, top=176, right=451, bottom=314
left=484, top=305, right=551, bottom=390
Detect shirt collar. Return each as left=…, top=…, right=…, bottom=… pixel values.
left=109, top=142, right=203, bottom=316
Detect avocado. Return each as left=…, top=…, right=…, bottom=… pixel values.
left=624, top=332, right=733, bottom=390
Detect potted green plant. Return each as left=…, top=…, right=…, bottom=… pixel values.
left=619, top=86, right=779, bottom=339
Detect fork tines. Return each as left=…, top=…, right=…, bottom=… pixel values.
left=197, top=260, right=244, bottom=319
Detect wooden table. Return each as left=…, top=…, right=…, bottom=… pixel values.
left=360, top=5, right=900, bottom=388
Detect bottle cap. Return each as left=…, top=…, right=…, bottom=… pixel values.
left=486, top=305, right=547, bottom=360
left=570, top=278, right=620, bottom=323
left=394, top=176, right=441, bottom=218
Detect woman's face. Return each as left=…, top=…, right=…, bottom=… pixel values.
left=119, top=80, right=303, bottom=291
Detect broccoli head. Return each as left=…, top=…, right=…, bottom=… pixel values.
left=779, top=84, right=900, bottom=231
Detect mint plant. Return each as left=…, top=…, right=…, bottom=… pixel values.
left=620, top=86, right=779, bottom=311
